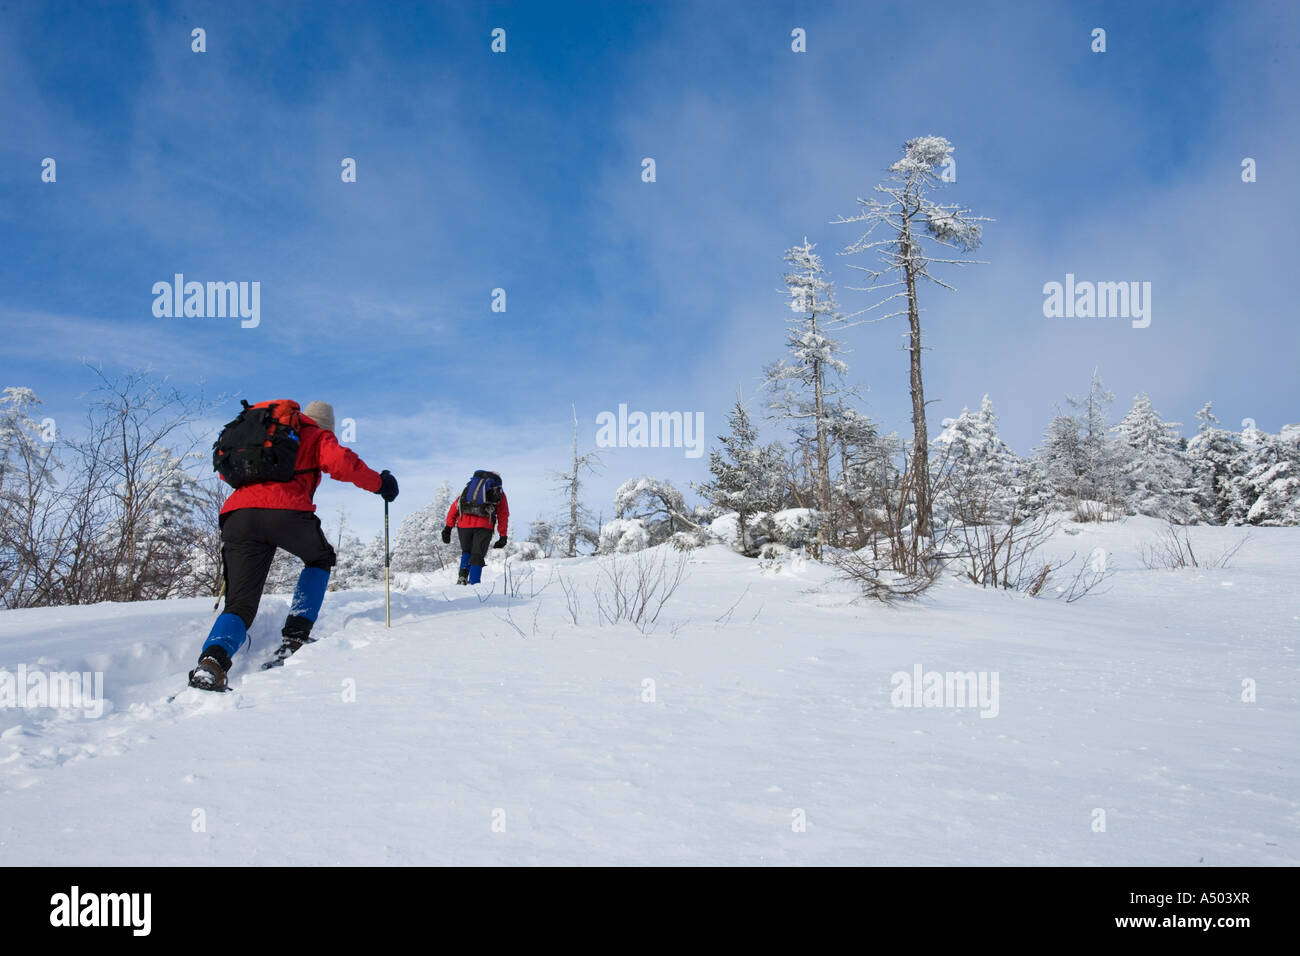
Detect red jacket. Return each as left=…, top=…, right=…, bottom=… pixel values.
left=221, top=417, right=382, bottom=515
left=445, top=492, right=509, bottom=537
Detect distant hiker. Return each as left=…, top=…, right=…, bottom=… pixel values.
left=440, top=469, right=508, bottom=585
left=189, top=399, right=399, bottom=691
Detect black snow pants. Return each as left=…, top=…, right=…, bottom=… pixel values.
left=458, top=526, right=493, bottom=568
left=221, top=508, right=336, bottom=628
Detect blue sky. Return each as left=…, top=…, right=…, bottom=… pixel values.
left=2, top=0, right=1297, bottom=537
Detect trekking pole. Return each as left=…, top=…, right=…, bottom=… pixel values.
left=212, top=552, right=226, bottom=613
left=384, top=499, right=391, bottom=628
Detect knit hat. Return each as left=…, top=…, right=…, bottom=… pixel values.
left=304, top=401, right=335, bottom=433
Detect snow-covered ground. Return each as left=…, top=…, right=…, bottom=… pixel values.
left=1, top=516, right=1296, bottom=865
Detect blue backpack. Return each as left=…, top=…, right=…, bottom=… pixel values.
left=460, top=470, right=503, bottom=518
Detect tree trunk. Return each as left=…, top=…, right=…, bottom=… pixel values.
left=900, top=213, right=932, bottom=538
left=567, top=413, right=579, bottom=558
left=810, top=285, right=829, bottom=556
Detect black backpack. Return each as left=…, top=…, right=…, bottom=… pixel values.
left=459, top=470, right=503, bottom=518
left=212, top=399, right=305, bottom=488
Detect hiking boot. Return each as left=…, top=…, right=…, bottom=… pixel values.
left=270, top=614, right=317, bottom=663
left=456, top=568, right=469, bottom=585
left=188, top=647, right=232, bottom=692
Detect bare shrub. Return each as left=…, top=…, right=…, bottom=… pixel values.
left=557, top=571, right=583, bottom=626
left=1, top=369, right=222, bottom=609
left=832, top=547, right=938, bottom=601
left=1054, top=550, right=1114, bottom=603
left=1140, top=521, right=1250, bottom=570
left=590, top=549, right=690, bottom=633
left=949, top=513, right=1060, bottom=591
left=1071, top=498, right=1121, bottom=523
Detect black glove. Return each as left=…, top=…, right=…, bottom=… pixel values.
left=441, top=526, right=452, bottom=544
left=493, top=536, right=507, bottom=549
left=377, top=470, right=399, bottom=502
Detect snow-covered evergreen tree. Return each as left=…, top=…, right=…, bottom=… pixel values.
left=933, top=395, right=1023, bottom=524
left=761, top=239, right=850, bottom=533
left=1035, top=370, right=1121, bottom=516
left=1037, top=412, right=1086, bottom=507
left=393, top=480, right=459, bottom=572
left=1185, top=402, right=1247, bottom=523
left=695, top=398, right=785, bottom=556
left=329, top=529, right=373, bottom=590
left=130, top=450, right=210, bottom=598
left=1113, top=394, right=1194, bottom=521
left=0, top=387, right=60, bottom=608
left=1070, top=369, right=1120, bottom=506
left=829, top=403, right=896, bottom=546
left=1230, top=423, right=1300, bottom=526
left=356, top=531, right=389, bottom=584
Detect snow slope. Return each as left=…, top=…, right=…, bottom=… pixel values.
left=1, top=517, right=1296, bottom=865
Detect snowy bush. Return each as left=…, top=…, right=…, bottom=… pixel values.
left=707, top=513, right=742, bottom=550
left=612, top=476, right=700, bottom=545
left=509, top=540, right=544, bottom=561
left=485, top=540, right=545, bottom=566
left=709, top=509, right=819, bottom=554
left=1071, top=499, right=1121, bottom=523
left=770, top=508, right=820, bottom=548
left=668, top=530, right=709, bottom=551
left=756, top=542, right=810, bottom=574
left=598, top=517, right=650, bottom=554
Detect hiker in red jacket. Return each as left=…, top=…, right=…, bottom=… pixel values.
left=440, top=470, right=509, bottom=585
left=189, top=400, right=398, bottom=691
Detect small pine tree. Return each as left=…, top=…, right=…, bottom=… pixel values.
left=933, top=395, right=1023, bottom=524
left=1038, top=412, right=1087, bottom=505
left=1113, top=394, right=1194, bottom=521
left=1035, top=369, right=1121, bottom=515
left=762, top=239, right=851, bottom=531
left=695, top=398, right=785, bottom=555
left=1069, top=369, right=1120, bottom=505
left=830, top=403, right=895, bottom=547
left=1186, top=403, right=1248, bottom=523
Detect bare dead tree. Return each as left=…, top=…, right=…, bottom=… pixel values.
left=833, top=136, right=990, bottom=539
left=551, top=403, right=602, bottom=558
